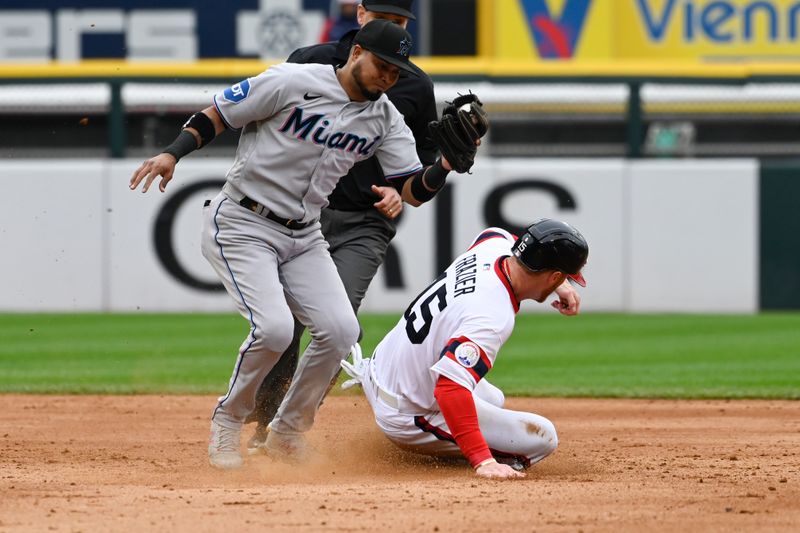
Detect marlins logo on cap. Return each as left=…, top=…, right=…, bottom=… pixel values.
left=397, top=38, right=411, bottom=57
left=353, top=19, right=416, bottom=74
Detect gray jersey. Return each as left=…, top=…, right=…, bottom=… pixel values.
left=213, top=62, right=422, bottom=223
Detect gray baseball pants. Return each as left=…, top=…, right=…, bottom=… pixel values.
left=201, top=192, right=359, bottom=433
left=321, top=207, right=397, bottom=312
left=248, top=207, right=396, bottom=426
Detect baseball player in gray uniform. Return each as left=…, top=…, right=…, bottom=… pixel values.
left=245, top=0, right=439, bottom=453
left=130, top=20, right=461, bottom=470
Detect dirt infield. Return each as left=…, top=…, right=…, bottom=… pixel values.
left=1, top=395, right=798, bottom=532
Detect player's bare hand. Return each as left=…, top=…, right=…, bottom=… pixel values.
left=551, top=280, right=581, bottom=316
left=372, top=185, right=403, bottom=219
left=475, top=461, right=525, bottom=480
left=129, top=153, right=177, bottom=193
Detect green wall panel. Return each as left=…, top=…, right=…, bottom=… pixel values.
left=760, top=161, right=800, bottom=309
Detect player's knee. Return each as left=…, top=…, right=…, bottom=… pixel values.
left=547, top=425, right=559, bottom=454
left=313, top=311, right=359, bottom=354
left=335, top=314, right=360, bottom=355
left=523, top=416, right=558, bottom=461
left=252, top=313, right=296, bottom=354
left=538, top=419, right=559, bottom=456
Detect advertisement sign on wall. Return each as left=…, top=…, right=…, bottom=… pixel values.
left=0, top=0, right=331, bottom=62
left=493, top=0, right=611, bottom=59
left=0, top=158, right=759, bottom=313
left=3, top=0, right=797, bottom=63
left=617, top=0, right=800, bottom=59
left=492, top=0, right=800, bottom=61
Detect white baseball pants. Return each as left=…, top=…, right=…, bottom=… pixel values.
left=362, top=359, right=558, bottom=467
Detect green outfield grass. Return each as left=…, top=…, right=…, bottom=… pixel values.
left=0, top=313, right=798, bottom=398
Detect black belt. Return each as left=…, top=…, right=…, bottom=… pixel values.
left=238, top=196, right=312, bottom=230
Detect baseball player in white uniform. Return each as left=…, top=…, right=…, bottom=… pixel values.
left=340, top=219, right=589, bottom=479
left=130, top=20, right=465, bottom=470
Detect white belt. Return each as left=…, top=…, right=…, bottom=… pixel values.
left=370, top=361, right=401, bottom=410
left=341, top=345, right=406, bottom=412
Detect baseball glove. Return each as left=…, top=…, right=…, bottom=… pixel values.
left=428, top=92, right=489, bottom=173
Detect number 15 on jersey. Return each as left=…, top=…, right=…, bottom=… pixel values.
left=404, top=272, right=448, bottom=344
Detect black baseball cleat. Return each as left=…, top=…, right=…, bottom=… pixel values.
left=246, top=424, right=269, bottom=456
left=495, top=455, right=527, bottom=472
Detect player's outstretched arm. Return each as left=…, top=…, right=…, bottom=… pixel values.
left=129, top=106, right=226, bottom=193
left=399, top=157, right=452, bottom=207
left=399, top=138, right=481, bottom=207
left=434, top=375, right=526, bottom=480
left=129, top=153, right=179, bottom=194
left=475, top=459, right=526, bottom=480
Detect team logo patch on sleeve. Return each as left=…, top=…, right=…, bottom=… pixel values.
left=440, top=337, right=492, bottom=381
left=455, top=342, right=481, bottom=368
left=223, top=80, right=251, bottom=103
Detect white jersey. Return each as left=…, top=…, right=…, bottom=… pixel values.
left=213, top=62, right=422, bottom=223
left=372, top=227, right=520, bottom=412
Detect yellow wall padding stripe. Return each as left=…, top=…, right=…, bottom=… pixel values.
left=4, top=59, right=800, bottom=80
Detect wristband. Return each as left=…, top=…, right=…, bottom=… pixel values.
left=475, top=458, right=497, bottom=469
left=424, top=158, right=449, bottom=190
left=410, top=159, right=450, bottom=203
left=183, top=112, right=216, bottom=147
left=162, top=130, right=199, bottom=162
left=410, top=171, right=437, bottom=202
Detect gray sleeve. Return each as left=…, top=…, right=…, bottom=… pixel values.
left=375, top=112, right=423, bottom=181
left=212, top=64, right=290, bottom=130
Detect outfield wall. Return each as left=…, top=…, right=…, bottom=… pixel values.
left=0, top=158, right=762, bottom=313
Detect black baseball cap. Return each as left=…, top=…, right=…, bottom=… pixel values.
left=353, top=19, right=415, bottom=74
left=362, top=0, right=416, bottom=20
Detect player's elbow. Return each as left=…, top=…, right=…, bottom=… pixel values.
left=202, top=106, right=227, bottom=135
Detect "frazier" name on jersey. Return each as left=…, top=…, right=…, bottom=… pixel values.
left=453, top=254, right=477, bottom=298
